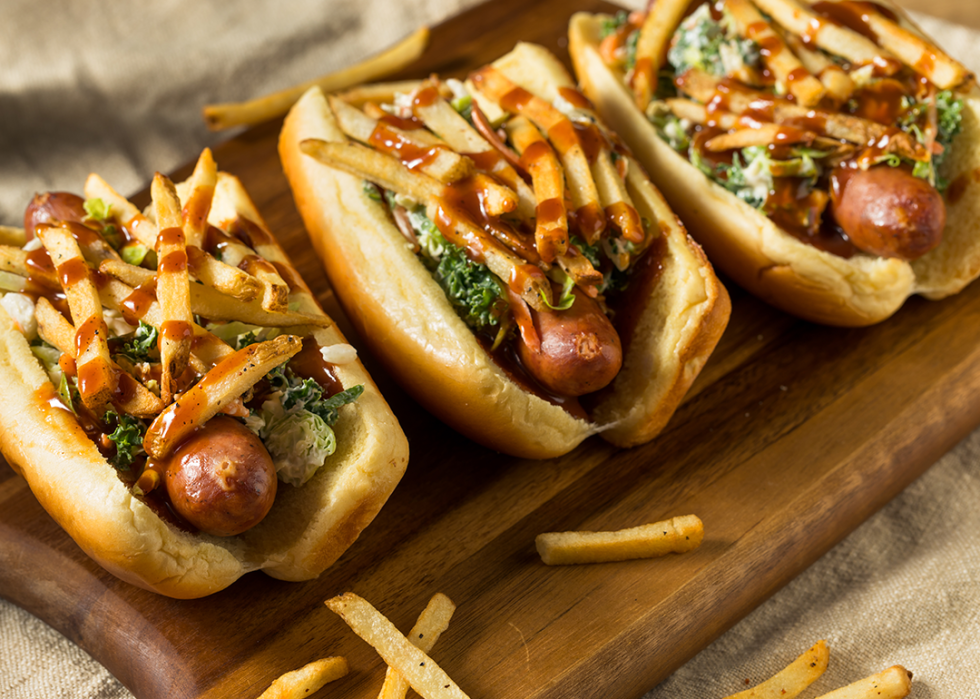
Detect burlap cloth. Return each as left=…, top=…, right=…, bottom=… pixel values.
left=1, top=1, right=978, bottom=697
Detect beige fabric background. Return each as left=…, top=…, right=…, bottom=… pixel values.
left=1, top=1, right=978, bottom=697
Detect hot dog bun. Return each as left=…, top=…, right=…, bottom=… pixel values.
left=568, top=9, right=980, bottom=327
left=278, top=43, right=730, bottom=458
left=0, top=170, right=408, bottom=599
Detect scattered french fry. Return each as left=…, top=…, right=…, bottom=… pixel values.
left=203, top=26, right=430, bottom=131
left=256, top=657, right=349, bottom=699
left=814, top=666, right=913, bottom=699
left=325, top=592, right=470, bottom=699
left=379, top=593, right=456, bottom=699
left=723, top=640, right=829, bottom=699
left=535, top=514, right=704, bottom=565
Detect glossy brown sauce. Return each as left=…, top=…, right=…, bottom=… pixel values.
left=847, top=78, right=909, bottom=125
left=369, top=122, right=446, bottom=171
left=228, top=216, right=276, bottom=249
left=120, top=281, right=157, bottom=325
left=288, top=337, right=345, bottom=396
left=161, top=320, right=193, bottom=344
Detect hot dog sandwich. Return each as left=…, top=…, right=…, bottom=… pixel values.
left=0, top=150, right=408, bottom=598
left=279, top=43, right=730, bottom=459
left=569, top=1, right=980, bottom=326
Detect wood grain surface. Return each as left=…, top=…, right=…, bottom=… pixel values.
left=1, top=1, right=978, bottom=698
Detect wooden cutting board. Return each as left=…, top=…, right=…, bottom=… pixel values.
left=2, top=1, right=979, bottom=697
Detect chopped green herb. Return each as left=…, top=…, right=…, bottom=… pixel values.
left=104, top=410, right=146, bottom=469
left=119, top=322, right=159, bottom=362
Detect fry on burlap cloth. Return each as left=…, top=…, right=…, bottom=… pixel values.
left=1, top=1, right=978, bottom=697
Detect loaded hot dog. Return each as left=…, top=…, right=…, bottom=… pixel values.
left=0, top=151, right=408, bottom=598
left=569, top=1, right=980, bottom=326
left=279, top=44, right=730, bottom=458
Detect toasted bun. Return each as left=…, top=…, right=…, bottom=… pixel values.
left=279, top=44, right=729, bottom=458
left=568, top=11, right=980, bottom=327
left=0, top=176, right=408, bottom=599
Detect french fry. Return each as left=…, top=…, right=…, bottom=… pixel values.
left=749, top=0, right=899, bottom=73
left=34, top=297, right=164, bottom=419
left=803, top=0, right=971, bottom=89
left=410, top=83, right=537, bottom=220
left=723, top=640, right=829, bottom=699
left=556, top=246, right=603, bottom=293
left=99, top=259, right=329, bottom=328
left=179, top=148, right=218, bottom=249
left=34, top=296, right=75, bottom=355
left=185, top=246, right=264, bottom=302
left=591, top=150, right=644, bottom=244
left=240, top=255, right=291, bottom=312
left=535, top=514, right=704, bottom=565
left=300, top=138, right=443, bottom=203
left=725, top=0, right=825, bottom=107
left=203, top=26, right=430, bottom=131
left=84, top=173, right=159, bottom=249
left=779, top=29, right=855, bottom=106
left=325, top=592, right=470, bottom=699
left=335, top=79, right=426, bottom=108
left=704, top=123, right=818, bottom=151
left=36, top=223, right=115, bottom=414
left=97, top=278, right=235, bottom=371
left=0, top=226, right=26, bottom=247
left=378, top=593, right=456, bottom=699
left=256, top=657, right=349, bottom=699
left=469, top=65, right=606, bottom=243
left=151, top=173, right=194, bottom=404
left=676, top=69, right=928, bottom=160
left=300, top=137, right=551, bottom=309
left=630, top=0, right=692, bottom=110
left=814, top=666, right=913, bottom=699
left=329, top=96, right=474, bottom=184
left=143, top=334, right=302, bottom=459
left=0, top=245, right=58, bottom=290
left=505, top=115, right=568, bottom=263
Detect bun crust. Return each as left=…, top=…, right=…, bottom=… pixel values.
left=0, top=177, right=408, bottom=599
left=568, top=11, right=980, bottom=327
left=278, top=45, right=729, bottom=458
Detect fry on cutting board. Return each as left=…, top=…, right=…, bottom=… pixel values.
left=203, top=26, right=429, bottom=130
left=379, top=592, right=456, bottom=699
left=535, top=514, right=704, bottom=565
left=257, top=657, right=349, bottom=699
left=325, top=592, right=470, bottom=699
